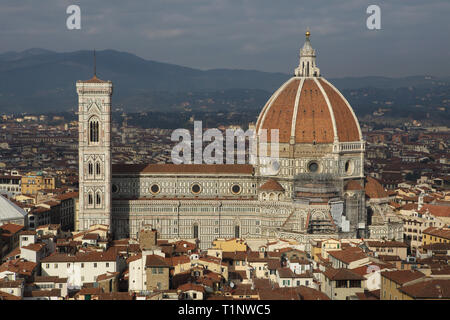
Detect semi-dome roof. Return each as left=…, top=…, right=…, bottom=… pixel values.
left=256, top=31, right=362, bottom=144
left=0, top=194, right=26, bottom=223
left=365, top=176, right=388, bottom=199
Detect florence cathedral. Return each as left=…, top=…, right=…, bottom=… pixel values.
left=76, top=31, right=402, bottom=249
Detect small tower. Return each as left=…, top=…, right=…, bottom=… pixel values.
left=418, top=192, right=426, bottom=211
left=295, top=29, right=321, bottom=77
left=76, top=51, right=113, bottom=233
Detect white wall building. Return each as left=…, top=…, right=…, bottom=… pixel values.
left=41, top=250, right=120, bottom=289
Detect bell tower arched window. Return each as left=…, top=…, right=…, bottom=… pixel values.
left=96, top=162, right=101, bottom=176
left=88, top=192, right=93, bottom=205
left=96, top=192, right=102, bottom=206
left=88, top=162, right=93, bottom=176
left=89, top=117, right=100, bottom=143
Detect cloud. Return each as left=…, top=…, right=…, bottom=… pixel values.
left=144, top=28, right=186, bottom=40
left=0, top=0, right=449, bottom=77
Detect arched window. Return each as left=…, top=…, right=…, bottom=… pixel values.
left=193, top=223, right=199, bottom=239
left=96, top=162, right=101, bottom=176
left=88, top=162, right=93, bottom=176
left=88, top=192, right=93, bottom=205
left=234, top=225, right=240, bottom=238
left=89, top=118, right=100, bottom=143
left=96, top=193, right=101, bottom=206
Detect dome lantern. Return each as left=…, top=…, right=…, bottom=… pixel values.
left=295, top=29, right=321, bottom=77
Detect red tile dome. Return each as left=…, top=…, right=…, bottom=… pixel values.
left=255, top=77, right=361, bottom=143
left=255, top=31, right=362, bottom=145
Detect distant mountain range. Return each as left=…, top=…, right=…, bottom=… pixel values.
left=0, top=48, right=448, bottom=113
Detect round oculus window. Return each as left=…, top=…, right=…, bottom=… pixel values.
left=150, top=184, right=160, bottom=194
left=191, top=183, right=201, bottom=194
left=308, top=161, right=319, bottom=173
left=231, top=184, right=242, bottom=195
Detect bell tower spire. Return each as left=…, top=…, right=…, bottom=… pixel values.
left=295, top=29, right=320, bottom=77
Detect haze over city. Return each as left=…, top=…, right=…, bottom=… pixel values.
left=0, top=0, right=449, bottom=308
left=1, top=0, right=450, bottom=77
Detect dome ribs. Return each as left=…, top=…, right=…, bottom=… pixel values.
left=257, top=77, right=361, bottom=145
left=318, top=79, right=360, bottom=142
left=295, top=79, right=333, bottom=143
left=260, top=79, right=300, bottom=143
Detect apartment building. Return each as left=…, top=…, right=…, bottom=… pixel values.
left=21, top=172, right=55, bottom=195
left=380, top=270, right=425, bottom=300
left=41, top=249, right=121, bottom=288
left=423, top=227, right=450, bottom=246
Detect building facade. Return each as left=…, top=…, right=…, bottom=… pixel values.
left=76, top=75, right=113, bottom=231
left=0, top=172, right=21, bottom=197
left=21, top=172, right=55, bottom=195
left=77, top=32, right=375, bottom=249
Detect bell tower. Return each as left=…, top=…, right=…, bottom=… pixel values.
left=76, top=52, right=113, bottom=233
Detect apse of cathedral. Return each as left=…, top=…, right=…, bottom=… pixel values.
left=76, top=31, right=402, bottom=249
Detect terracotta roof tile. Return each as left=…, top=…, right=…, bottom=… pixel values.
left=113, top=163, right=254, bottom=175
left=22, top=243, right=46, bottom=252
left=380, top=270, right=425, bottom=285
left=256, top=78, right=360, bottom=144
left=24, top=289, right=61, bottom=298
left=0, top=259, right=37, bottom=276
left=327, top=247, right=367, bottom=264
left=323, top=267, right=365, bottom=281
left=98, top=292, right=134, bottom=300
left=259, top=179, right=285, bottom=191
left=398, top=278, right=450, bottom=299
left=423, top=227, right=450, bottom=240
left=0, top=291, right=21, bottom=300
left=295, top=79, right=334, bottom=143
left=97, top=272, right=119, bottom=281
left=318, top=79, right=360, bottom=142
left=78, top=75, right=109, bottom=84
left=0, top=279, right=24, bottom=288
left=145, top=254, right=170, bottom=267
left=178, top=282, right=205, bottom=293
left=41, top=249, right=117, bottom=263
left=366, top=240, right=408, bottom=248
left=419, top=205, right=450, bottom=218
left=259, top=78, right=300, bottom=143
left=365, top=176, right=388, bottom=199
left=0, top=223, right=24, bottom=236
left=345, top=180, right=364, bottom=191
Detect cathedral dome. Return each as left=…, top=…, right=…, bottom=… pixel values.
left=365, top=176, right=388, bottom=199
left=255, top=31, right=361, bottom=144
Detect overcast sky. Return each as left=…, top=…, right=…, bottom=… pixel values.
left=1, top=0, right=449, bottom=77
